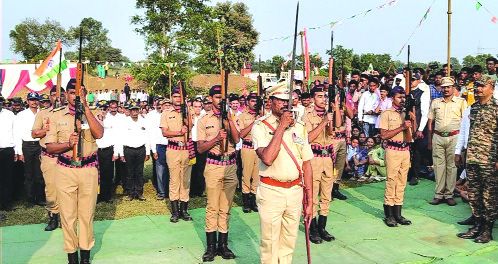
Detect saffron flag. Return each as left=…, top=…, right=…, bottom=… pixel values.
left=26, top=41, right=67, bottom=91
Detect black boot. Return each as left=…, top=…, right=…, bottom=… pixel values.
left=309, top=217, right=323, bottom=244
left=242, top=193, right=251, bottom=213
left=170, top=201, right=179, bottom=223
left=217, top=232, right=236, bottom=259
left=383, top=204, right=398, bottom=227
left=458, top=215, right=475, bottom=225
left=317, top=215, right=335, bottom=242
left=80, top=250, right=90, bottom=264
left=180, top=201, right=193, bottom=221
left=457, top=217, right=483, bottom=239
left=475, top=221, right=494, bottom=243
left=45, top=212, right=59, bottom=231
left=409, top=177, right=419, bottom=186
left=393, top=205, right=411, bottom=225
left=202, top=232, right=217, bottom=262
left=332, top=183, right=347, bottom=200
left=67, top=252, right=78, bottom=264
left=249, top=193, right=259, bottom=212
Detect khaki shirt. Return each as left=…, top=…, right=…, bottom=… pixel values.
left=251, top=114, right=314, bottom=181
left=45, top=107, right=98, bottom=157
left=160, top=109, right=189, bottom=142
left=379, top=107, right=411, bottom=142
left=302, top=108, right=334, bottom=146
left=32, top=107, right=53, bottom=147
left=428, top=96, right=467, bottom=132
left=238, top=110, right=257, bottom=140
left=196, top=111, right=236, bottom=154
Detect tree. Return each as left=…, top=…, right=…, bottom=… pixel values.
left=68, top=18, right=114, bottom=62
left=9, top=18, right=72, bottom=61
left=462, top=54, right=492, bottom=70
left=326, top=45, right=353, bottom=75
left=193, top=2, right=259, bottom=73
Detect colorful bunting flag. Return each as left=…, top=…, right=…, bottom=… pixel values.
left=476, top=1, right=482, bottom=11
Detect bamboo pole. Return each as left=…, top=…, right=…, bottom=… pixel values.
left=447, top=0, right=452, bottom=77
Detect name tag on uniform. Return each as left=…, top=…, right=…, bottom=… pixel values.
left=169, top=116, right=176, bottom=119
left=58, top=122, right=68, bottom=125
left=389, top=118, right=398, bottom=121
left=293, top=133, right=304, bottom=145
left=206, top=125, right=214, bottom=129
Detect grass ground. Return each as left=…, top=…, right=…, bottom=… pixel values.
left=0, top=160, right=365, bottom=227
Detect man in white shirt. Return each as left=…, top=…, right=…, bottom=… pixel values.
left=16, top=92, right=45, bottom=206
left=190, top=98, right=207, bottom=197
left=0, top=96, right=17, bottom=212
left=95, top=100, right=121, bottom=204
left=117, top=101, right=150, bottom=201
left=147, top=98, right=170, bottom=200
left=358, top=78, right=380, bottom=137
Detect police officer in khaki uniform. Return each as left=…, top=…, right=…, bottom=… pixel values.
left=302, top=85, right=341, bottom=244
left=379, top=86, right=413, bottom=227
left=427, top=77, right=467, bottom=206
left=197, top=85, right=240, bottom=262
left=237, top=92, right=260, bottom=213
left=32, top=86, right=65, bottom=231
left=252, top=82, right=314, bottom=264
left=160, top=86, right=194, bottom=223
left=46, top=79, right=104, bottom=264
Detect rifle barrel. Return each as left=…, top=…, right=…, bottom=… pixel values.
left=288, top=2, right=299, bottom=111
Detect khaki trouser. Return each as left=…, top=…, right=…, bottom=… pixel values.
left=167, top=149, right=192, bottom=202
left=204, top=164, right=238, bottom=233
left=55, top=164, right=98, bottom=253
left=311, top=156, right=334, bottom=217
left=384, top=149, right=410, bottom=206
left=241, top=147, right=259, bottom=194
left=432, top=134, right=458, bottom=199
left=41, top=154, right=58, bottom=213
left=332, top=140, right=347, bottom=182
left=257, top=182, right=303, bottom=264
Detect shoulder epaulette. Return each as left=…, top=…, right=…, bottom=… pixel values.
left=52, top=106, right=66, bottom=112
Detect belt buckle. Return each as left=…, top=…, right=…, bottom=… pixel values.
left=178, top=141, right=185, bottom=147
left=441, top=132, right=449, bottom=137
left=71, top=160, right=81, bottom=166
left=321, top=149, right=329, bottom=155
left=221, top=155, right=230, bottom=162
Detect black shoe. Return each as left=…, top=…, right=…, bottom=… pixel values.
left=136, top=195, right=146, bottom=201
left=45, top=212, right=59, bottom=231
left=457, top=218, right=483, bottom=239
left=383, top=204, right=398, bottom=227
left=34, top=200, right=46, bottom=207
left=180, top=201, right=193, bottom=221
left=317, top=215, right=335, bottom=242
left=393, top=205, right=411, bottom=225
left=332, top=183, right=347, bottom=200
left=217, top=232, right=236, bottom=259
left=309, top=218, right=323, bottom=244
left=80, top=249, right=90, bottom=264
left=202, top=232, right=217, bottom=262
left=157, top=195, right=165, bottom=201
left=125, top=195, right=133, bottom=201
left=170, top=201, right=179, bottom=223
left=409, top=177, right=419, bottom=186
left=242, top=193, right=251, bottom=213
left=67, top=251, right=78, bottom=264
left=249, top=193, right=258, bottom=212
left=458, top=215, right=475, bottom=226
left=475, top=221, right=494, bottom=243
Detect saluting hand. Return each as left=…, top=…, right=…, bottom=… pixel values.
left=281, top=111, right=294, bottom=128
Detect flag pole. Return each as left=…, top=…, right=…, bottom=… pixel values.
left=56, top=41, right=62, bottom=108
left=447, top=0, right=452, bottom=77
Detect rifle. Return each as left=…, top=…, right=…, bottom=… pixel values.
left=72, top=28, right=85, bottom=164
left=328, top=31, right=336, bottom=135
left=220, top=70, right=229, bottom=154
left=55, top=41, right=63, bottom=108
left=290, top=3, right=311, bottom=264
left=257, top=55, right=264, bottom=116
left=404, top=45, right=416, bottom=142
left=179, top=81, right=189, bottom=144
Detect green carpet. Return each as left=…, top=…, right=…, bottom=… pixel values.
left=2, top=180, right=497, bottom=263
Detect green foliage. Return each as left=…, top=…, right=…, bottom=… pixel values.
left=462, top=54, right=493, bottom=70
left=9, top=18, right=72, bottom=60
left=67, top=18, right=127, bottom=63
left=193, top=2, right=259, bottom=73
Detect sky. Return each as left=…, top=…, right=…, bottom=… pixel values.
left=2, top=0, right=498, bottom=68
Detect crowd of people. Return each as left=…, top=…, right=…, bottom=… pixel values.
left=0, top=56, right=498, bottom=263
